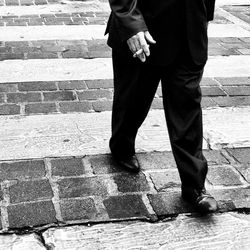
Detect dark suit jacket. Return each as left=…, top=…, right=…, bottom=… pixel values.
left=106, top=0, right=216, bottom=65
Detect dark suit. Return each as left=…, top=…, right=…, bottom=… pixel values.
left=106, top=0, right=216, bottom=190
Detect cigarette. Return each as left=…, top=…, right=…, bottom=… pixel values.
left=133, top=49, right=143, bottom=57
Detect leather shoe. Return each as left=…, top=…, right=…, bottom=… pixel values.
left=113, top=155, right=140, bottom=173
left=182, top=186, right=218, bottom=214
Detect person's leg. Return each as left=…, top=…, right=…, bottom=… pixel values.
left=161, top=55, right=218, bottom=213
left=110, top=50, right=161, bottom=160
left=161, top=58, right=207, bottom=190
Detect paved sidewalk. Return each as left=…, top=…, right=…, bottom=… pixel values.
left=0, top=147, right=250, bottom=231
left=0, top=0, right=250, bottom=248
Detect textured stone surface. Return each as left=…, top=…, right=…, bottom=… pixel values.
left=58, top=177, right=108, bottom=198
left=43, top=213, right=250, bottom=250
left=0, top=234, right=46, bottom=250
left=103, top=195, right=150, bottom=219
left=148, top=192, right=195, bottom=216
left=207, top=165, right=244, bottom=186
left=0, top=160, right=45, bottom=180
left=203, top=150, right=229, bottom=165
left=113, top=173, right=150, bottom=193
left=1, top=56, right=250, bottom=84
left=51, top=157, right=85, bottom=177
left=149, top=170, right=181, bottom=191
left=137, top=151, right=176, bottom=170
left=60, top=198, right=98, bottom=222
left=9, top=179, right=53, bottom=203
left=0, top=107, right=250, bottom=160
left=7, top=200, right=56, bottom=228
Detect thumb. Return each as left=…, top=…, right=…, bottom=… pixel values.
left=145, top=31, right=156, bottom=44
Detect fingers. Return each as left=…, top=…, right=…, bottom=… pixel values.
left=127, top=31, right=156, bottom=62
left=138, top=32, right=150, bottom=57
left=145, top=31, right=156, bottom=44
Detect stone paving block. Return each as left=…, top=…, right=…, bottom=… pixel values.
left=222, top=86, right=250, bottom=96
left=137, top=152, right=177, bottom=170
left=82, top=79, right=113, bottom=89
left=40, top=45, right=64, bottom=53
left=27, top=52, right=58, bottom=59
left=59, top=101, right=92, bottom=113
left=0, top=188, right=3, bottom=201
left=18, top=81, right=57, bottom=91
left=58, top=80, right=87, bottom=90
left=25, top=103, right=57, bottom=114
left=149, top=170, right=181, bottom=192
left=9, top=179, right=53, bottom=203
left=29, top=19, right=44, bottom=26
left=0, top=46, right=12, bottom=53
left=233, top=165, right=250, bottom=183
left=51, top=157, right=85, bottom=177
left=92, top=100, right=113, bottom=112
left=209, top=48, right=240, bottom=56
left=77, top=89, right=113, bottom=101
left=7, top=92, right=42, bottom=103
left=0, top=93, right=5, bottom=103
left=226, top=148, right=250, bottom=164
left=89, top=154, right=126, bottom=174
left=43, top=91, right=76, bottom=102
left=238, top=49, right=250, bottom=55
left=201, top=97, right=218, bottom=108
left=0, top=83, right=18, bottom=92
left=0, top=52, right=24, bottom=60
left=62, top=51, right=89, bottom=59
left=87, top=39, right=111, bottom=58
left=58, top=177, right=108, bottom=198
left=207, top=165, right=244, bottom=186
left=200, top=78, right=219, bottom=86
left=0, top=104, right=20, bottom=115
left=0, top=234, right=46, bottom=250
left=220, top=42, right=250, bottom=50
left=0, top=160, right=45, bottom=181
left=215, top=77, right=250, bottom=86
left=210, top=187, right=250, bottom=211
left=113, top=172, right=150, bottom=193
left=240, top=37, right=250, bottom=43
left=103, top=195, right=150, bottom=219
left=8, top=200, right=57, bottom=228
left=5, top=0, right=19, bottom=6
left=151, top=98, right=164, bottom=109
left=60, top=197, right=98, bottom=221
left=213, top=96, right=250, bottom=107
left=201, top=86, right=226, bottom=96
left=148, top=192, right=195, bottom=216
left=34, top=0, right=47, bottom=4
left=220, top=37, right=242, bottom=43
left=203, top=150, right=229, bottom=165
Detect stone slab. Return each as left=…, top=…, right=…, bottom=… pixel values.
left=0, top=1, right=110, bottom=16
left=0, top=23, right=249, bottom=42
left=208, top=24, right=250, bottom=37
left=0, top=107, right=250, bottom=160
left=1, top=56, right=250, bottom=83
left=0, top=233, right=46, bottom=250
left=203, top=106, right=250, bottom=149
left=216, top=0, right=250, bottom=6
left=0, top=25, right=106, bottom=41
left=43, top=213, right=250, bottom=250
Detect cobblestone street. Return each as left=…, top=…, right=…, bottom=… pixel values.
left=0, top=0, right=250, bottom=249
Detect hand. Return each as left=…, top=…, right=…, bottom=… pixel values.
left=127, top=31, right=156, bottom=62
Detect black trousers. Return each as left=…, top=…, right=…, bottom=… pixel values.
left=109, top=48, right=208, bottom=190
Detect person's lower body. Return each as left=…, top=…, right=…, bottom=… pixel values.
left=109, top=49, right=218, bottom=213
